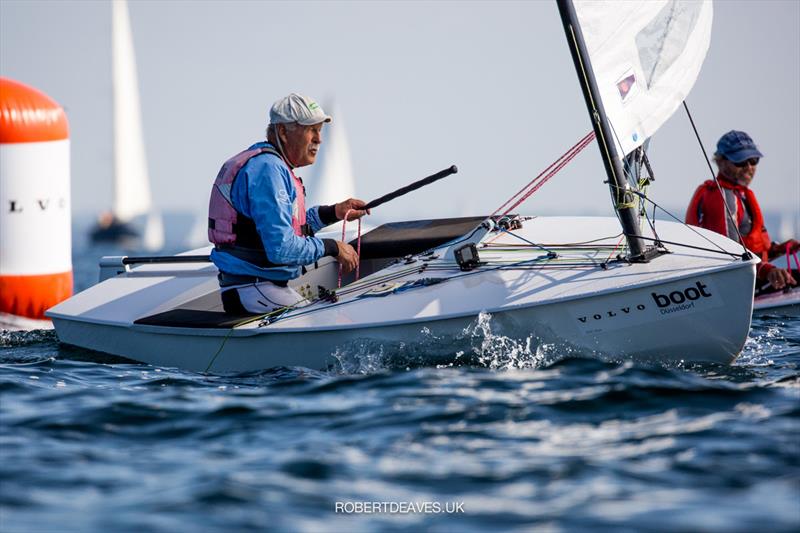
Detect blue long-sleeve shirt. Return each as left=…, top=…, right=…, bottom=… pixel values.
left=210, top=142, right=335, bottom=281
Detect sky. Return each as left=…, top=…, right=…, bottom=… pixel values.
left=1, top=0, right=798, bottom=234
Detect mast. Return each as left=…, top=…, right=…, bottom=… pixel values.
left=556, top=0, right=650, bottom=261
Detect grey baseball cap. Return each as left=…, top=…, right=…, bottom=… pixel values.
left=269, top=93, right=332, bottom=126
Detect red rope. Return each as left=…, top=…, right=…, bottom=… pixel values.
left=787, top=242, right=800, bottom=271
left=491, top=131, right=596, bottom=218
left=334, top=132, right=596, bottom=288
left=337, top=209, right=362, bottom=288
left=605, top=235, right=626, bottom=263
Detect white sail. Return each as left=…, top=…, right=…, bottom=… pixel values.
left=142, top=211, right=164, bottom=251
left=111, top=0, right=153, bottom=222
left=574, top=0, right=713, bottom=157
left=186, top=211, right=210, bottom=248
left=306, top=101, right=357, bottom=207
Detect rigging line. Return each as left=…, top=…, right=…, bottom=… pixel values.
left=204, top=327, right=236, bottom=373
left=598, top=144, right=635, bottom=222
left=334, top=266, right=432, bottom=298
left=203, top=308, right=290, bottom=372
left=622, top=233, right=743, bottom=258
left=628, top=188, right=730, bottom=255
left=604, top=118, right=642, bottom=231
left=631, top=173, right=661, bottom=245
left=482, top=233, right=624, bottom=248
left=642, top=150, right=656, bottom=184
left=787, top=242, right=800, bottom=271
left=271, top=252, right=563, bottom=323
left=605, top=118, right=655, bottom=255
left=207, top=279, right=329, bottom=369
left=682, top=100, right=750, bottom=256
left=490, top=131, right=595, bottom=218
left=265, top=265, right=447, bottom=323
left=641, top=197, right=661, bottom=244
left=603, top=235, right=627, bottom=266
left=489, top=134, right=587, bottom=217
left=496, top=228, right=556, bottom=254
left=498, top=132, right=595, bottom=217
left=313, top=261, right=440, bottom=302
left=607, top=116, right=637, bottom=188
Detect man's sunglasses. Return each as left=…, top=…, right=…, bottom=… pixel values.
left=733, top=158, right=760, bottom=167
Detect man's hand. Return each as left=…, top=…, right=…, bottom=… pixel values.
left=782, top=239, right=800, bottom=254
left=767, top=267, right=798, bottom=290
left=335, top=198, right=371, bottom=221
left=336, top=241, right=359, bottom=273
left=769, top=239, right=800, bottom=259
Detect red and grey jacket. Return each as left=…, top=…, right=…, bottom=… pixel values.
left=686, top=176, right=773, bottom=279
left=208, top=145, right=309, bottom=267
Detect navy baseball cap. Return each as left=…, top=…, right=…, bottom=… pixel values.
left=715, top=130, right=764, bottom=163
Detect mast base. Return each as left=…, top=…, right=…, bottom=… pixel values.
left=627, top=245, right=667, bottom=264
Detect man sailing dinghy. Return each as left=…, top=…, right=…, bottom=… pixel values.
left=48, top=0, right=758, bottom=373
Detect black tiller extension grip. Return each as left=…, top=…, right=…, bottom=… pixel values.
left=364, top=165, right=458, bottom=210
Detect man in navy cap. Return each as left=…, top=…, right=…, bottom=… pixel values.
left=208, top=93, right=369, bottom=314
left=686, top=130, right=798, bottom=292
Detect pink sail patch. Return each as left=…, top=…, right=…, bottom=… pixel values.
left=616, top=71, right=637, bottom=101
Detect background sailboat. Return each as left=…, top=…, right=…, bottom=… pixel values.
left=306, top=100, right=356, bottom=208
left=90, top=0, right=163, bottom=251
left=304, top=100, right=375, bottom=239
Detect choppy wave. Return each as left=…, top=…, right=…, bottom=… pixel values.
left=1, top=315, right=799, bottom=531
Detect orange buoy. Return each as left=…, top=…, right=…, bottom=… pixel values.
left=0, top=77, right=73, bottom=320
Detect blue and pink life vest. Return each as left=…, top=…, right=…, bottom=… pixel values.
left=208, top=145, right=308, bottom=267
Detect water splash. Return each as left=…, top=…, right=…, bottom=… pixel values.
left=737, top=324, right=785, bottom=366
left=459, top=311, right=567, bottom=370
left=329, top=340, right=391, bottom=374
left=326, top=312, right=582, bottom=374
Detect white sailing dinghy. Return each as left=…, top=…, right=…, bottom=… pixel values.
left=49, top=0, right=757, bottom=373
left=90, top=0, right=164, bottom=252
left=753, top=255, right=800, bottom=316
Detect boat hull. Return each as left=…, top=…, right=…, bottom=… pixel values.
left=51, top=261, right=754, bottom=372
left=753, top=288, right=800, bottom=317
left=49, top=216, right=758, bottom=372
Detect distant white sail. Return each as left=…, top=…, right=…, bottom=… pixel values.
left=574, top=0, right=713, bottom=157
left=186, top=211, right=210, bottom=248
left=306, top=101, right=356, bottom=207
left=111, top=0, right=153, bottom=222
left=142, top=211, right=164, bottom=251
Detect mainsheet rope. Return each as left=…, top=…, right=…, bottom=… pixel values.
left=338, top=209, right=362, bottom=287
left=787, top=242, right=800, bottom=272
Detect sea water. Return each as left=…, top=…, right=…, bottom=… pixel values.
left=1, top=238, right=798, bottom=532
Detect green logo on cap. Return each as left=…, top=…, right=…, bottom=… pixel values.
left=309, top=102, right=320, bottom=111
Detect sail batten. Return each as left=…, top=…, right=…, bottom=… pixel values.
left=573, top=0, right=713, bottom=157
